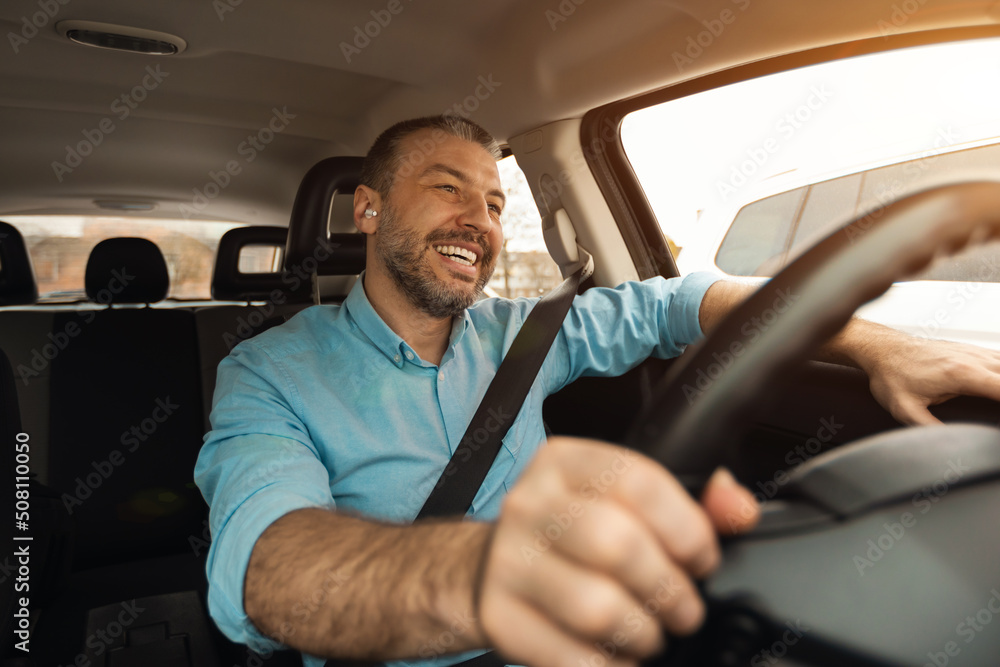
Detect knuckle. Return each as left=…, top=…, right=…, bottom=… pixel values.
left=570, top=580, right=628, bottom=638
left=588, top=516, right=641, bottom=570
left=672, top=519, right=718, bottom=574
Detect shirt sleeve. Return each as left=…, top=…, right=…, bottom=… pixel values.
left=194, top=342, right=337, bottom=652
left=544, top=271, right=721, bottom=393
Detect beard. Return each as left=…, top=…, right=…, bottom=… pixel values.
left=374, top=203, right=497, bottom=319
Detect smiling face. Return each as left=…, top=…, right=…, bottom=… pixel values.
left=366, top=129, right=505, bottom=319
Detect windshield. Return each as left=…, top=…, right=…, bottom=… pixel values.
left=621, top=37, right=1000, bottom=348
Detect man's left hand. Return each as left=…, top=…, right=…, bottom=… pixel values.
left=837, top=323, right=1000, bottom=425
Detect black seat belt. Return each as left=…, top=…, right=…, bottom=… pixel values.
left=323, top=256, right=591, bottom=667
left=418, top=259, right=589, bottom=519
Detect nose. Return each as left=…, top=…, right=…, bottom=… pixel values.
left=458, top=197, right=492, bottom=235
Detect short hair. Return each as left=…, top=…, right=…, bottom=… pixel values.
left=360, top=115, right=502, bottom=196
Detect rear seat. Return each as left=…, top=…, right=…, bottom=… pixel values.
left=47, top=237, right=207, bottom=568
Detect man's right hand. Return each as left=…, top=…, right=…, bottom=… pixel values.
left=476, top=436, right=760, bottom=667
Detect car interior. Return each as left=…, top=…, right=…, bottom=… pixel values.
left=2, top=1, right=1000, bottom=665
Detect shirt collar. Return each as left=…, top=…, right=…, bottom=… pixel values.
left=344, top=273, right=471, bottom=368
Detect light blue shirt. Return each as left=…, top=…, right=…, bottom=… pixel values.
left=194, top=271, right=719, bottom=666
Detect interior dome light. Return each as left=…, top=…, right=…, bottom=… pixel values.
left=56, top=20, right=187, bottom=55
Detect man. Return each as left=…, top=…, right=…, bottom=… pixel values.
left=195, top=115, right=1000, bottom=667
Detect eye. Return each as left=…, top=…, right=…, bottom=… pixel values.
left=437, top=184, right=457, bottom=194
left=488, top=203, right=503, bottom=217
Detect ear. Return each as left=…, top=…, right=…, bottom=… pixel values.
left=353, top=185, right=381, bottom=234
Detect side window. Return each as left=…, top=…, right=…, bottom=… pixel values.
left=489, top=156, right=563, bottom=298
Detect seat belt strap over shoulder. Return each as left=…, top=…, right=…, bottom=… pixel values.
left=418, top=252, right=592, bottom=520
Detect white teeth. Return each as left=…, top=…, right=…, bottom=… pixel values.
left=434, top=245, right=478, bottom=265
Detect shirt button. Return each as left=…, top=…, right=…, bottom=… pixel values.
left=393, top=354, right=401, bottom=363
left=438, top=371, right=445, bottom=381
left=405, top=351, right=414, bottom=360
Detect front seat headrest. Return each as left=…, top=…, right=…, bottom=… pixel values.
left=286, top=156, right=367, bottom=276
left=85, top=238, right=168, bottom=305
left=211, top=226, right=311, bottom=302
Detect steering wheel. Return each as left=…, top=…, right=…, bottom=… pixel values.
left=623, top=182, right=1000, bottom=666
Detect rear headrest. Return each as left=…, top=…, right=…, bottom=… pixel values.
left=0, top=221, right=38, bottom=306
left=286, top=156, right=367, bottom=276
left=211, top=226, right=311, bottom=302
left=85, top=238, right=168, bottom=304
